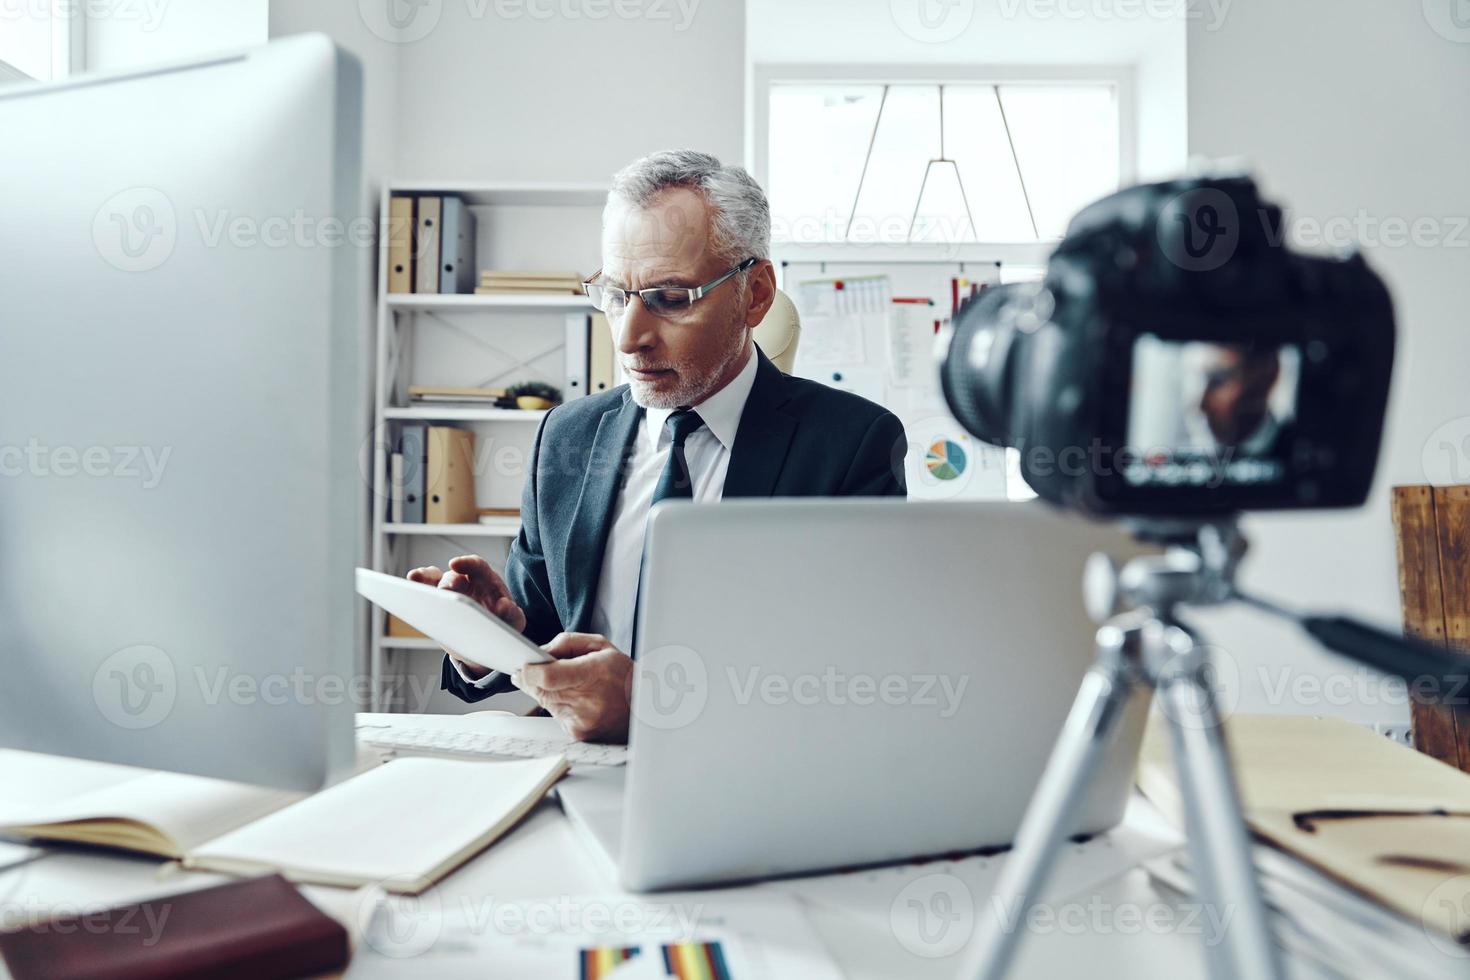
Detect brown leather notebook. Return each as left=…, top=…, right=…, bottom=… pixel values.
left=0, top=874, right=348, bottom=980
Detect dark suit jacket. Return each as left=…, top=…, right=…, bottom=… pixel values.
left=441, top=349, right=907, bottom=701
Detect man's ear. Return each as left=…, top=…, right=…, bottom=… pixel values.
left=744, top=260, right=778, bottom=330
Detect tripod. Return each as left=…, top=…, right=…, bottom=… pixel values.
left=962, top=520, right=1278, bottom=979
left=962, top=517, right=1470, bottom=978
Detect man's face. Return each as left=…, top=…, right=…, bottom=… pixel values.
left=1199, top=346, right=1281, bottom=447
left=600, top=187, right=753, bottom=409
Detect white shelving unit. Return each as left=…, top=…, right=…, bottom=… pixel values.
left=368, top=180, right=606, bottom=711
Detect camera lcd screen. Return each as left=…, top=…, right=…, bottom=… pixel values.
left=1123, top=336, right=1302, bottom=489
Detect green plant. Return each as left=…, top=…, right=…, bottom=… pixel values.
left=507, top=381, right=561, bottom=403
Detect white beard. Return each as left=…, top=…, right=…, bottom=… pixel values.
left=626, top=319, right=750, bottom=409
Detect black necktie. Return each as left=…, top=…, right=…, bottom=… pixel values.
left=632, top=408, right=705, bottom=654
left=650, top=408, right=706, bottom=504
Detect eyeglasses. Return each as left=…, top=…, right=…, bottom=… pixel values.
left=582, top=257, right=758, bottom=320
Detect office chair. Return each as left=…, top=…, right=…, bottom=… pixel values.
left=753, top=289, right=801, bottom=373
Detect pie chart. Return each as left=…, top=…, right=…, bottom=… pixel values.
left=925, top=439, right=967, bottom=481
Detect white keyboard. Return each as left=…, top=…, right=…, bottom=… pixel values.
left=358, top=724, right=628, bottom=767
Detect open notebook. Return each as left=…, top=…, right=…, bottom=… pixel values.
left=0, top=750, right=567, bottom=894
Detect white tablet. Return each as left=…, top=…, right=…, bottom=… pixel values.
left=355, top=568, right=552, bottom=674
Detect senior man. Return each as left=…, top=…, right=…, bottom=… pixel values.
left=409, top=149, right=906, bottom=743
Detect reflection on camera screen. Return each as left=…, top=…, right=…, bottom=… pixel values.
left=1125, top=336, right=1302, bottom=489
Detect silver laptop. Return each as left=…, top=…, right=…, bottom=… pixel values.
left=557, top=499, right=1152, bottom=891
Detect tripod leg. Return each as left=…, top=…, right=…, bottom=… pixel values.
left=960, top=624, right=1138, bottom=980
left=1153, top=622, right=1283, bottom=980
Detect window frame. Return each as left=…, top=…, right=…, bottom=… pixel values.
left=751, top=63, right=1137, bottom=262
left=0, top=5, right=85, bottom=82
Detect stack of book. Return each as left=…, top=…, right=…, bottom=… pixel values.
left=475, top=270, right=584, bottom=295
left=408, top=385, right=508, bottom=407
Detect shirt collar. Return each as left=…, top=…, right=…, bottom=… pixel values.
left=645, top=346, right=759, bottom=451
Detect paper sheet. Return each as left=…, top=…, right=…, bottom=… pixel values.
left=348, top=891, right=841, bottom=980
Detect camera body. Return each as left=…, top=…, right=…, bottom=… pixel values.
left=941, top=175, right=1395, bottom=517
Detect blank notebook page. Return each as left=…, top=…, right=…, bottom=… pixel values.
left=187, top=755, right=565, bottom=888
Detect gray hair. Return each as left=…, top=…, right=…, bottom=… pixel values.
left=606, top=149, right=771, bottom=264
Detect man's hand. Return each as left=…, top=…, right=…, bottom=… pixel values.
left=515, top=633, right=633, bottom=744
left=406, top=555, right=527, bottom=679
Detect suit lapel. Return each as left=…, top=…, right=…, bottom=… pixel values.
left=723, top=350, right=797, bottom=498
left=563, top=392, right=642, bottom=630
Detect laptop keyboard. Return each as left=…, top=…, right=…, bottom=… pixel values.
left=357, top=724, right=628, bottom=767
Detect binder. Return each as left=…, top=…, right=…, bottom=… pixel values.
left=589, top=312, right=616, bottom=394
left=564, top=312, right=589, bottom=401
left=425, top=427, right=477, bottom=524
left=438, top=196, right=477, bottom=295
left=400, top=423, right=427, bottom=524
left=414, top=196, right=441, bottom=294
left=388, top=452, right=405, bottom=524
left=387, top=196, right=414, bottom=294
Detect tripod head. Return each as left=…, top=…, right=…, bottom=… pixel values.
left=1084, top=517, right=1470, bottom=695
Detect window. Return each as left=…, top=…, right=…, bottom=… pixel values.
left=0, top=6, right=79, bottom=83
left=766, top=80, right=1121, bottom=246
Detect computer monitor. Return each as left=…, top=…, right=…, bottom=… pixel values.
left=0, top=35, right=364, bottom=790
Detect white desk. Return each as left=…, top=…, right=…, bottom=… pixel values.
left=0, top=779, right=1214, bottom=979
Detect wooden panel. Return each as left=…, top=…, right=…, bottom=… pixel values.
left=1432, top=486, right=1470, bottom=770
left=1390, top=485, right=1460, bottom=766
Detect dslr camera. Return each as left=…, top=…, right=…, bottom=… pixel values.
left=940, top=175, right=1395, bottom=517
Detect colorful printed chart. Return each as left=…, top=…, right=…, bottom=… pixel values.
left=578, top=941, right=732, bottom=980
left=925, top=439, right=967, bottom=481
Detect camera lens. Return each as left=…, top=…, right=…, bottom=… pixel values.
left=939, top=284, right=1036, bottom=449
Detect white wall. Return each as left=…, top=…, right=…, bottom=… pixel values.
left=391, top=0, right=745, bottom=182
left=1186, top=1, right=1470, bottom=724
left=269, top=2, right=401, bottom=210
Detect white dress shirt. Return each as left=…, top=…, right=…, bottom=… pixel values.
left=590, top=346, right=759, bottom=653
left=456, top=347, right=759, bottom=688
